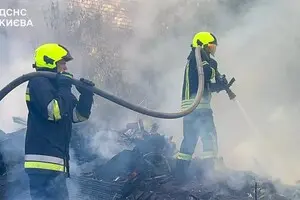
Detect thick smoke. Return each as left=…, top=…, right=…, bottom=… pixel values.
left=0, top=30, right=32, bottom=133
left=213, top=0, right=300, bottom=185
left=0, top=0, right=300, bottom=193
left=118, top=0, right=300, bottom=185
left=223, top=1, right=299, bottom=184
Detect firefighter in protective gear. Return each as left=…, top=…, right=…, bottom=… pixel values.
left=175, top=32, right=226, bottom=181
left=24, top=43, right=94, bottom=200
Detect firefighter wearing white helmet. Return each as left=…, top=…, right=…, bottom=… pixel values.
left=174, top=32, right=226, bottom=181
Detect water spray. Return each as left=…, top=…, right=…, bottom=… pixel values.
left=233, top=98, right=261, bottom=135
left=218, top=74, right=261, bottom=135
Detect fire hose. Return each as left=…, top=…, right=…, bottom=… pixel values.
left=0, top=47, right=204, bottom=119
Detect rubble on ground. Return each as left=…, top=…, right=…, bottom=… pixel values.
left=0, top=119, right=299, bottom=199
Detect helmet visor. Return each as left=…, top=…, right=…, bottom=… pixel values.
left=62, top=52, right=73, bottom=62
left=58, top=44, right=73, bottom=62
left=208, top=43, right=217, bottom=56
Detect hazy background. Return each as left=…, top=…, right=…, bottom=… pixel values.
left=1, top=0, right=300, bottom=185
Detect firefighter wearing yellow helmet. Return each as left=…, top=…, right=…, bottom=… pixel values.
left=174, top=32, right=226, bottom=182
left=24, top=43, right=95, bottom=200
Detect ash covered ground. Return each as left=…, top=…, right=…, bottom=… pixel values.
left=1, top=120, right=300, bottom=200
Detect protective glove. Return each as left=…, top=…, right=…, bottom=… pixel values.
left=211, top=74, right=228, bottom=93
left=217, top=74, right=228, bottom=85
left=76, top=78, right=95, bottom=96
left=56, top=71, right=73, bottom=89
left=210, top=82, right=226, bottom=93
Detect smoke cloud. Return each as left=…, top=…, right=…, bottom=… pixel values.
left=119, top=0, right=300, bottom=185
left=0, top=0, right=300, bottom=192
left=212, top=0, right=300, bottom=185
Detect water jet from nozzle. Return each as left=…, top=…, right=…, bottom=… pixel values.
left=233, top=98, right=261, bottom=135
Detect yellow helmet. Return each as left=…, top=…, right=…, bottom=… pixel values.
left=33, top=43, right=73, bottom=69
left=192, top=32, right=218, bottom=48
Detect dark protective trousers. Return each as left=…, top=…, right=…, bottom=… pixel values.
left=175, top=108, right=218, bottom=179
left=180, top=108, right=218, bottom=159
left=27, top=172, right=69, bottom=200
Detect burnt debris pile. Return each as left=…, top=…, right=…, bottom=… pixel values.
left=0, top=121, right=299, bottom=200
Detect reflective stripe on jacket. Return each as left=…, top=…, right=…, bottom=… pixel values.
left=24, top=75, right=93, bottom=174
left=181, top=48, right=216, bottom=110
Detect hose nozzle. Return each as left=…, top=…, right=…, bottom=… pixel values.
left=226, top=77, right=236, bottom=100
left=226, top=89, right=236, bottom=100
